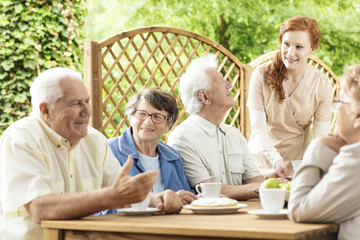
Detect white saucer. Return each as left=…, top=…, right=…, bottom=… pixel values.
left=247, top=209, right=289, bottom=219
left=183, top=203, right=247, bottom=214
left=117, top=207, right=161, bottom=216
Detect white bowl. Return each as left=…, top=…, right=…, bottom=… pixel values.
left=285, top=190, right=290, bottom=202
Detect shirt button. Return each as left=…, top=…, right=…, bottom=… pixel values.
left=70, top=174, right=73, bottom=178
left=57, top=145, right=60, bottom=148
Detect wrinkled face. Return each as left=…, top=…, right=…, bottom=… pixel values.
left=48, top=78, right=91, bottom=146
left=130, top=100, right=169, bottom=145
left=281, top=31, right=313, bottom=71
left=333, top=92, right=358, bottom=141
left=206, top=68, right=235, bottom=111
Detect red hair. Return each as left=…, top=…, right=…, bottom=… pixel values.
left=265, top=16, right=322, bottom=103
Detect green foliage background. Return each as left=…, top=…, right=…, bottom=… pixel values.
left=1, top=0, right=359, bottom=135
left=0, top=0, right=87, bottom=135
left=85, top=0, right=360, bottom=76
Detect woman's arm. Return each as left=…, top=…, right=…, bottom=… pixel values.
left=249, top=109, right=288, bottom=177
left=247, top=65, right=288, bottom=177
left=313, top=75, right=333, bottom=138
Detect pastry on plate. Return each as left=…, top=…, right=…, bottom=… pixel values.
left=191, top=197, right=238, bottom=208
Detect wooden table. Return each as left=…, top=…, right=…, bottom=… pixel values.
left=41, top=200, right=338, bottom=240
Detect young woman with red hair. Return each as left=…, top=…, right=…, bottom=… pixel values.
left=247, top=16, right=333, bottom=178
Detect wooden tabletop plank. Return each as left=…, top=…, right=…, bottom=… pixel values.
left=42, top=200, right=338, bottom=240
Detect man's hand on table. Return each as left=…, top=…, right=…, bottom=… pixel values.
left=176, top=190, right=198, bottom=205
left=152, top=190, right=183, bottom=214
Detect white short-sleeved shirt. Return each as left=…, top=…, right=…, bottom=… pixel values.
left=167, top=114, right=261, bottom=187
left=0, top=114, right=120, bottom=240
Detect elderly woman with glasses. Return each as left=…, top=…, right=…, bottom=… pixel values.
left=288, top=65, right=360, bottom=239
left=108, top=88, right=197, bottom=205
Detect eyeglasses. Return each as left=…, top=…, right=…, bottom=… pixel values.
left=332, top=98, right=350, bottom=112
left=133, top=109, right=168, bottom=124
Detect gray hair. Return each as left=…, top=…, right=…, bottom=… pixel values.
left=125, top=87, right=179, bottom=128
left=179, top=54, right=218, bottom=114
left=30, top=67, right=82, bottom=115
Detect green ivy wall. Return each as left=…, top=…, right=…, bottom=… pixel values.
left=0, top=0, right=87, bottom=135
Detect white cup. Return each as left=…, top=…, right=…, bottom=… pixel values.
left=259, top=188, right=286, bottom=213
left=292, top=160, right=302, bottom=173
left=131, top=191, right=151, bottom=211
left=195, top=182, right=221, bottom=198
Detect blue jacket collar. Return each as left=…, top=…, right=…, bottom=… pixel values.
left=119, top=127, right=179, bottom=162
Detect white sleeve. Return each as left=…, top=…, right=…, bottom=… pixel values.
left=313, top=120, right=330, bottom=138
left=249, top=108, right=283, bottom=167
left=288, top=140, right=360, bottom=223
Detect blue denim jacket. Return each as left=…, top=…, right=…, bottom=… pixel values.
left=96, top=127, right=193, bottom=215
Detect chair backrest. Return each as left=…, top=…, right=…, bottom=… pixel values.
left=249, top=50, right=340, bottom=131
left=84, top=26, right=252, bottom=141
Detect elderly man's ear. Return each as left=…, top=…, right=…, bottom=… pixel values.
left=198, top=90, right=211, bottom=105
left=39, top=103, right=52, bottom=122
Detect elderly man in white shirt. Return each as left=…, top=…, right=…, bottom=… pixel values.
left=167, top=54, right=264, bottom=200
left=0, top=67, right=182, bottom=240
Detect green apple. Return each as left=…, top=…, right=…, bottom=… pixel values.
left=281, top=181, right=292, bottom=191
left=260, top=178, right=281, bottom=189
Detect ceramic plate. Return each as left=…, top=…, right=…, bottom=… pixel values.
left=117, top=207, right=161, bottom=216
left=183, top=203, right=247, bottom=214
left=247, top=209, right=289, bottom=219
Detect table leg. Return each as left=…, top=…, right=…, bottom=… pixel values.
left=44, top=228, right=62, bottom=240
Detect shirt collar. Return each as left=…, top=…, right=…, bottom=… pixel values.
left=191, top=114, right=226, bottom=137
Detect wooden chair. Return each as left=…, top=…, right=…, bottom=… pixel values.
left=84, top=26, right=252, bottom=141
left=249, top=50, right=340, bottom=131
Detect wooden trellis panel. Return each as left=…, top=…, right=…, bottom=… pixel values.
left=84, top=26, right=252, bottom=141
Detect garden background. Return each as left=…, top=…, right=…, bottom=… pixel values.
left=1, top=0, right=359, bottom=135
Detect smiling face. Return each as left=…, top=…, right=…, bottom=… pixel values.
left=130, top=100, right=169, bottom=147
left=45, top=77, right=91, bottom=146
left=281, top=30, right=314, bottom=71
left=205, top=68, right=235, bottom=112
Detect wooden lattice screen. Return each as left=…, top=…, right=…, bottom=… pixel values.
left=84, top=26, right=252, bottom=141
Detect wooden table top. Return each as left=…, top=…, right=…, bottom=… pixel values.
left=41, top=200, right=338, bottom=240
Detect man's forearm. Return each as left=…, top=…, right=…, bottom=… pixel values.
left=25, top=187, right=118, bottom=224
left=221, top=182, right=261, bottom=200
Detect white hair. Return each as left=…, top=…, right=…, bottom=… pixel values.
left=30, top=67, right=82, bottom=115
left=179, top=54, right=218, bottom=114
